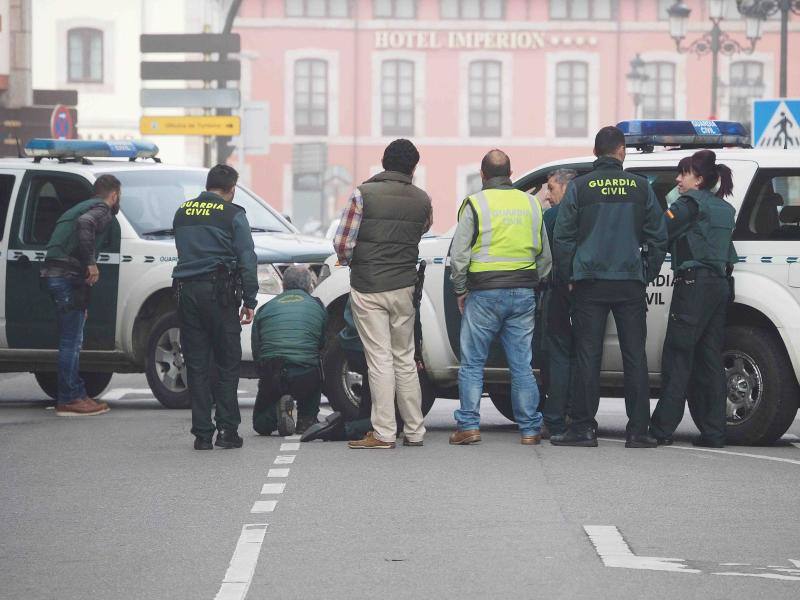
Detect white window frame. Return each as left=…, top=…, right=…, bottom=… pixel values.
left=719, top=52, right=774, bottom=123
left=284, top=49, right=340, bottom=137
left=456, top=163, right=482, bottom=209
left=56, top=18, right=115, bottom=93
left=458, top=52, right=512, bottom=139
left=545, top=51, right=599, bottom=144
left=371, top=50, right=426, bottom=138
left=638, top=51, right=687, bottom=120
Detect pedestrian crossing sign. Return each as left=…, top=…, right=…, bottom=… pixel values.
left=752, top=99, right=800, bottom=149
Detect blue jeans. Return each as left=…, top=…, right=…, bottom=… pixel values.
left=456, top=288, right=542, bottom=436
left=45, top=277, right=88, bottom=405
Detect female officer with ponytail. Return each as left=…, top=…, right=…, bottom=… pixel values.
left=650, top=150, right=737, bottom=448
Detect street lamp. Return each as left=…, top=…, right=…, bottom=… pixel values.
left=667, top=0, right=759, bottom=119
left=626, top=54, right=650, bottom=119
left=737, top=0, right=800, bottom=97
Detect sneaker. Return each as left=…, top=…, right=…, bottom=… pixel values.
left=295, top=414, right=318, bottom=435
left=55, top=398, right=109, bottom=417
left=348, top=431, right=395, bottom=449
left=277, top=395, right=296, bottom=437
left=194, top=436, right=213, bottom=450
left=449, top=430, right=481, bottom=445
left=215, top=429, right=244, bottom=449
left=301, top=412, right=345, bottom=442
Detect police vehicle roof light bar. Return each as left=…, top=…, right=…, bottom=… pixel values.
left=24, top=139, right=161, bottom=163
left=616, top=120, right=750, bottom=153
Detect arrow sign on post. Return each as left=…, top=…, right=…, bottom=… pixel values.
left=140, top=116, right=241, bottom=136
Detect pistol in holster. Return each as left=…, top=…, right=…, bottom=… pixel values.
left=215, top=262, right=244, bottom=308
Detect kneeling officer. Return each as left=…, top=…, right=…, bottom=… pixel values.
left=252, top=266, right=327, bottom=436
left=173, top=164, right=258, bottom=451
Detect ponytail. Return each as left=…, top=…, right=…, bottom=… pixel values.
left=715, top=163, right=733, bottom=199
left=688, top=150, right=733, bottom=198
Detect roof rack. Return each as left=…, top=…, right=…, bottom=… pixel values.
left=616, top=120, right=751, bottom=153
left=24, top=139, right=161, bottom=164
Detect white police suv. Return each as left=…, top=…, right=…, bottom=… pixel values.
left=0, top=139, right=332, bottom=408
left=316, top=120, right=800, bottom=445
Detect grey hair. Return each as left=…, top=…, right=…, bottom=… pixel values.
left=547, top=168, right=578, bottom=186
left=282, top=265, right=317, bottom=294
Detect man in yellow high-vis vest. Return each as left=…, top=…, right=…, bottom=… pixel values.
left=449, top=149, right=551, bottom=445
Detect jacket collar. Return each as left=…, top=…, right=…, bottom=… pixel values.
left=482, top=175, right=514, bottom=190
left=364, top=170, right=413, bottom=185
left=199, top=190, right=227, bottom=202
left=592, top=156, right=624, bottom=171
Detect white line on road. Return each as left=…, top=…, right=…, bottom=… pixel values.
left=598, top=438, right=800, bottom=466
left=99, top=388, right=152, bottom=401
left=267, top=468, right=290, bottom=478
left=214, top=523, right=268, bottom=600
left=584, top=525, right=701, bottom=573
left=791, top=560, right=800, bottom=568
left=280, top=442, right=300, bottom=451
left=250, top=501, right=277, bottom=513
left=274, top=455, right=295, bottom=464
left=792, top=443, right=800, bottom=451
left=261, top=483, right=285, bottom=494
left=284, top=435, right=301, bottom=441
left=712, top=572, right=800, bottom=581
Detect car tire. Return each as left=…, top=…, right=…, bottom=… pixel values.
left=489, top=391, right=516, bottom=422
left=706, top=325, right=799, bottom=445
left=322, top=333, right=435, bottom=421
left=145, top=312, right=191, bottom=409
left=34, top=371, right=113, bottom=401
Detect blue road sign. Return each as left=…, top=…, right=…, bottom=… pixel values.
left=50, top=105, right=75, bottom=140
left=752, top=99, right=800, bottom=149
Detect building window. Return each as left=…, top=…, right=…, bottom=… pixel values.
left=440, top=0, right=505, bottom=19
left=550, top=0, right=615, bottom=19
left=285, top=0, right=350, bottom=17
left=374, top=0, right=417, bottom=18
left=729, top=61, right=764, bottom=133
left=67, top=28, right=103, bottom=83
left=555, top=61, right=588, bottom=137
left=466, top=172, right=482, bottom=196
left=295, top=59, right=328, bottom=135
left=641, top=62, right=676, bottom=119
left=657, top=0, right=673, bottom=19
left=468, top=60, right=502, bottom=137
left=382, top=60, right=415, bottom=135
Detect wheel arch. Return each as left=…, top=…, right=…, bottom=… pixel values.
left=130, top=289, right=176, bottom=367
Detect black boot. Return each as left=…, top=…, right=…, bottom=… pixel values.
left=301, top=412, right=346, bottom=442
left=550, top=427, right=598, bottom=447
left=215, top=429, right=244, bottom=449
left=277, top=395, right=296, bottom=437
left=194, top=436, right=213, bottom=450
left=625, top=433, right=658, bottom=448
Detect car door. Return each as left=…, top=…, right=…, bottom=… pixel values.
left=5, top=170, right=120, bottom=350
left=0, top=170, right=23, bottom=349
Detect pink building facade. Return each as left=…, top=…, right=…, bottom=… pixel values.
left=234, top=0, right=799, bottom=233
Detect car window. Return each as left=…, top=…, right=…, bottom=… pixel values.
left=22, top=173, right=93, bottom=245
left=735, top=169, right=800, bottom=241
left=626, top=168, right=678, bottom=210
left=0, top=174, right=14, bottom=241
left=106, top=170, right=293, bottom=237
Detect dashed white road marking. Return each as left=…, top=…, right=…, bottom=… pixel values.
left=584, top=525, right=701, bottom=573
left=598, top=437, right=800, bottom=466
left=267, top=468, right=290, bottom=478
left=274, top=455, right=296, bottom=464
left=712, top=572, right=800, bottom=581
left=214, top=523, right=268, bottom=600
left=250, top=500, right=277, bottom=514
left=280, top=442, right=300, bottom=451
left=99, top=387, right=152, bottom=401
left=261, top=483, right=285, bottom=495
left=284, top=434, right=301, bottom=441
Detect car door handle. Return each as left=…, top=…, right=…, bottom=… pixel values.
left=17, top=255, right=31, bottom=267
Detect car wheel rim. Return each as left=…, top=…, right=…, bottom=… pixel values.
left=339, top=358, right=363, bottom=408
left=154, top=327, right=188, bottom=393
left=724, top=350, right=763, bottom=424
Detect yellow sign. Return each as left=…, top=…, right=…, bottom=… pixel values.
left=139, top=115, right=241, bottom=136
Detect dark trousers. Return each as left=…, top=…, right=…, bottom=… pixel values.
left=651, top=276, right=729, bottom=443
left=343, top=350, right=374, bottom=440
left=178, top=280, right=242, bottom=439
left=571, top=280, right=650, bottom=435
left=542, top=285, right=576, bottom=436
left=253, top=361, right=321, bottom=435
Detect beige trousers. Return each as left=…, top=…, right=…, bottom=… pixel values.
left=350, top=285, right=425, bottom=443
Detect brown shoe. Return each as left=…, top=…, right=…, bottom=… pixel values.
left=55, top=398, right=109, bottom=417
left=449, top=430, right=481, bottom=445
left=348, top=431, right=395, bottom=449
left=403, top=438, right=423, bottom=447
left=521, top=434, right=542, bottom=445
left=85, top=397, right=110, bottom=411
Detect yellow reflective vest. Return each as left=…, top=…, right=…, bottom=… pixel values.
left=458, top=188, right=544, bottom=274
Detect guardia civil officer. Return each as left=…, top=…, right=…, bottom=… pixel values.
left=172, top=164, right=258, bottom=451
left=650, top=150, right=737, bottom=448
left=552, top=126, right=667, bottom=448
left=450, top=149, right=551, bottom=445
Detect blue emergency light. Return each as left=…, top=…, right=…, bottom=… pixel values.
left=616, top=120, right=750, bottom=152
left=24, top=139, right=160, bottom=161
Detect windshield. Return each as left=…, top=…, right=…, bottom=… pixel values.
left=105, top=170, right=293, bottom=236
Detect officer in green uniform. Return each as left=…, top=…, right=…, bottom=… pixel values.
left=650, top=150, right=737, bottom=448
left=552, top=126, right=667, bottom=448
left=172, top=164, right=258, bottom=451
left=251, top=266, right=327, bottom=436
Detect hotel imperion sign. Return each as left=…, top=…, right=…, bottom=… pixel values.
left=374, top=30, right=598, bottom=50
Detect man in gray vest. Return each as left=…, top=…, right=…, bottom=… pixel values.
left=334, top=139, right=432, bottom=449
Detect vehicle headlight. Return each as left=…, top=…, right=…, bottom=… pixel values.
left=257, top=264, right=283, bottom=295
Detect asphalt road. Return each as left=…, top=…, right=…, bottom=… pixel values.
left=2, top=372, right=800, bottom=600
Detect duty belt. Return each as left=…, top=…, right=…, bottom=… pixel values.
left=675, top=266, right=723, bottom=284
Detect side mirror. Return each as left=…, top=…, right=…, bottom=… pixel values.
left=283, top=213, right=292, bottom=223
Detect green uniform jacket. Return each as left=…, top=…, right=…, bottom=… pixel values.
left=553, top=156, right=667, bottom=284
left=251, top=289, right=327, bottom=369
left=172, top=191, right=259, bottom=309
